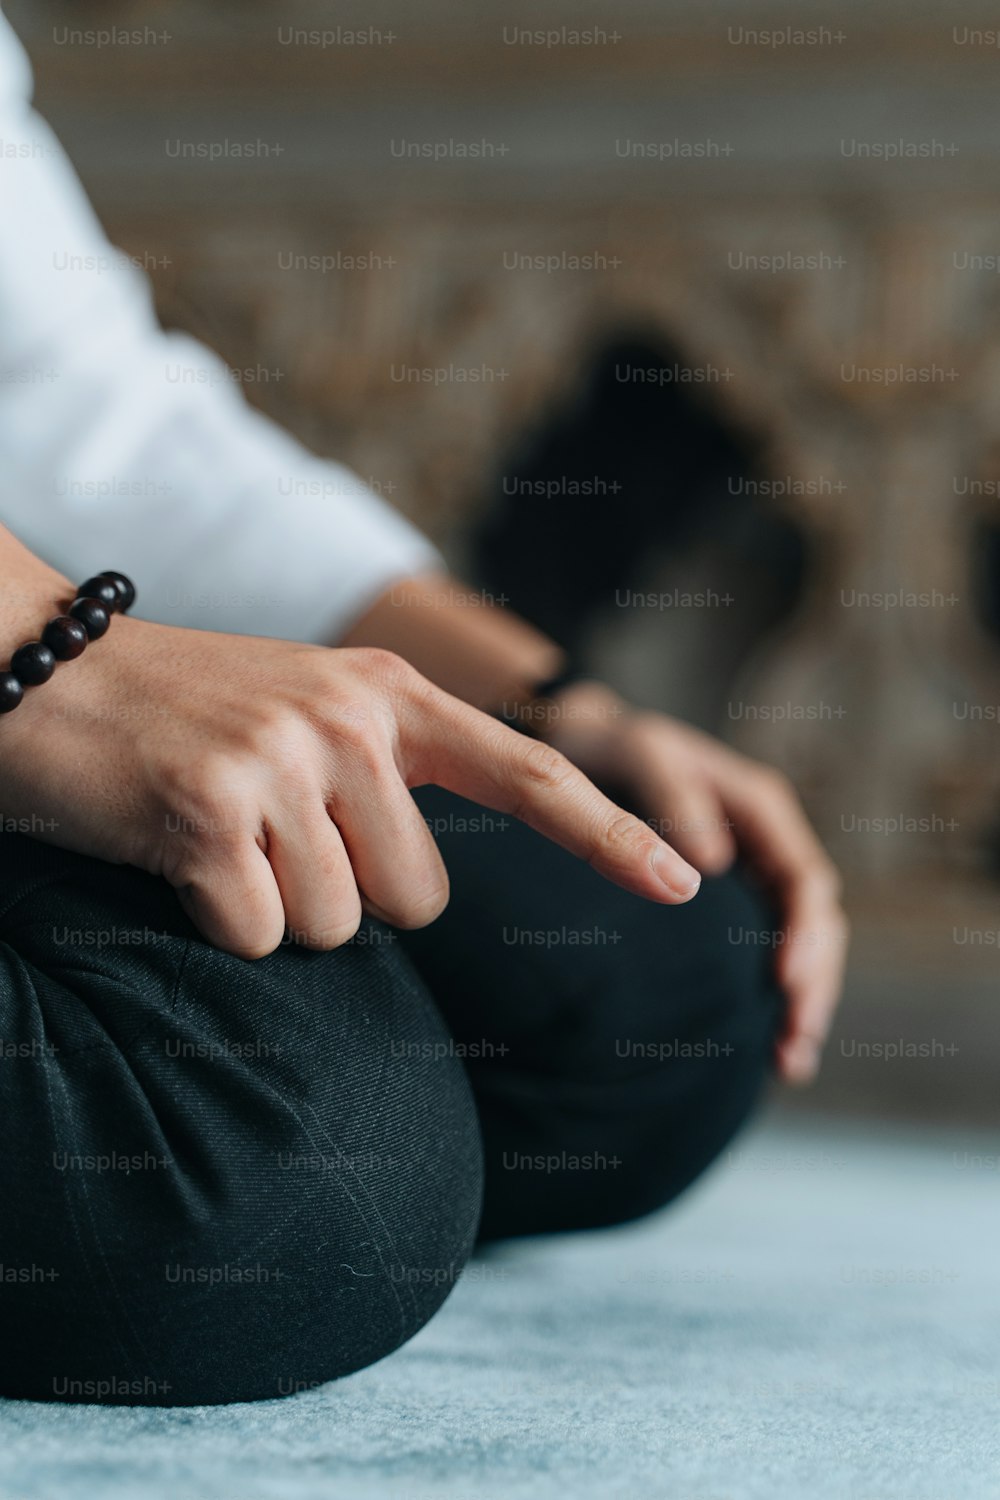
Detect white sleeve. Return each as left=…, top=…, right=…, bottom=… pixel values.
left=0, top=13, right=443, bottom=642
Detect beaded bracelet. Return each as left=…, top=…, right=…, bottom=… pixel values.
left=0, top=571, right=136, bottom=714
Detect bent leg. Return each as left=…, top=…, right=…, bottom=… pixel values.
left=403, top=788, right=783, bottom=1239
left=0, top=835, right=482, bottom=1405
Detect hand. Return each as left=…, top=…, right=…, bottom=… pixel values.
left=0, top=617, right=706, bottom=959
left=539, top=682, right=848, bottom=1085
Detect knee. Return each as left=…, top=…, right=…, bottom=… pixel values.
left=577, top=867, right=784, bottom=1227
left=0, top=865, right=483, bottom=1404
left=146, top=939, right=484, bottom=1403
left=480, top=867, right=782, bottom=1237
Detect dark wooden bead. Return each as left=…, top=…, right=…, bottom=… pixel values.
left=11, top=642, right=56, bottom=686
left=42, top=615, right=89, bottom=661
left=0, top=672, right=24, bottom=713
left=77, top=576, right=121, bottom=612
left=69, top=597, right=111, bottom=640
left=96, top=571, right=136, bottom=612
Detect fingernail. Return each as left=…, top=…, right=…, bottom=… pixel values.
left=651, top=848, right=701, bottom=900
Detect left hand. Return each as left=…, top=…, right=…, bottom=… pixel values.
left=537, top=681, right=848, bottom=1085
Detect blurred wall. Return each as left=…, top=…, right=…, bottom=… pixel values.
left=10, top=0, right=1000, bottom=1122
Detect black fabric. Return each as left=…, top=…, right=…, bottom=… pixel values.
left=406, top=787, right=782, bottom=1240
left=0, top=792, right=782, bottom=1406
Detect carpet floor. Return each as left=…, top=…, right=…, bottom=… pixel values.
left=1, top=1108, right=997, bottom=1500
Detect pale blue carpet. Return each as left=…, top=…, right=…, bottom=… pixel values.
left=2, top=1110, right=998, bottom=1500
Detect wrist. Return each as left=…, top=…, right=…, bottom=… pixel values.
left=0, top=572, right=144, bottom=743
left=0, top=565, right=74, bottom=640
left=341, top=572, right=564, bottom=710
left=516, top=677, right=631, bottom=773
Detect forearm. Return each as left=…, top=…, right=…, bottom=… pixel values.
left=0, top=10, right=440, bottom=647
left=339, top=572, right=566, bottom=713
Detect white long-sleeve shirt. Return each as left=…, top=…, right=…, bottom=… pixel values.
left=0, top=11, right=442, bottom=642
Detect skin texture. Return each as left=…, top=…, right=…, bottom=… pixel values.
left=344, top=578, right=849, bottom=1086
left=0, top=538, right=845, bottom=1086
left=0, top=548, right=702, bottom=968
left=533, top=683, right=849, bottom=1085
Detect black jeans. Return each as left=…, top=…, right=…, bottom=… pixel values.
left=0, top=787, right=781, bottom=1406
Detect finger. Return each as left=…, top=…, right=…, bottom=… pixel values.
left=773, top=877, right=849, bottom=1083
left=637, top=771, right=737, bottom=875
left=265, top=809, right=363, bottom=950
left=173, top=840, right=286, bottom=960
left=719, top=761, right=833, bottom=888
left=402, top=689, right=703, bottom=903
left=334, top=771, right=450, bottom=930
left=720, top=764, right=847, bottom=1082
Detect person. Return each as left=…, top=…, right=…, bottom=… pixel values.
left=0, top=12, right=847, bottom=1405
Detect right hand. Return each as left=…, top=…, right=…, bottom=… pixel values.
left=0, top=614, right=703, bottom=958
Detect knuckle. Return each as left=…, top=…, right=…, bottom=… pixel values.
left=517, top=739, right=576, bottom=794
left=160, top=749, right=219, bottom=805
left=292, top=906, right=363, bottom=951
left=329, top=711, right=381, bottom=765
left=173, top=881, right=282, bottom=961
left=399, top=667, right=440, bottom=719
left=252, top=709, right=312, bottom=766
left=325, top=909, right=365, bottom=948
left=243, top=715, right=320, bottom=796
left=602, top=808, right=648, bottom=858
left=319, top=702, right=392, bottom=778
left=391, top=881, right=450, bottom=931
left=348, top=646, right=414, bottom=692
left=167, top=757, right=251, bottom=846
